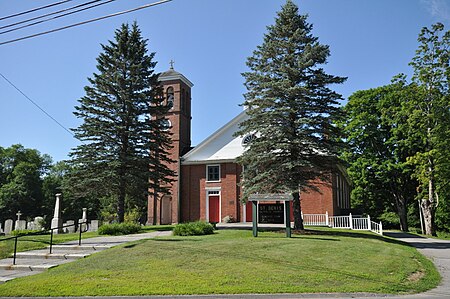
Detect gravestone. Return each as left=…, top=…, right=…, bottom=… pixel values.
left=34, top=216, right=44, bottom=230
left=15, top=211, right=24, bottom=231
left=79, top=208, right=87, bottom=231
left=16, top=220, right=26, bottom=231
left=51, top=193, right=63, bottom=233
left=89, top=220, right=99, bottom=232
left=66, top=220, right=75, bottom=233
left=4, top=219, right=13, bottom=234
left=27, top=221, right=34, bottom=230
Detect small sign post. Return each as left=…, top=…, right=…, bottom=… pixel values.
left=248, top=193, right=293, bottom=238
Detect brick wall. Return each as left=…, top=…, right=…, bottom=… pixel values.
left=181, top=162, right=243, bottom=223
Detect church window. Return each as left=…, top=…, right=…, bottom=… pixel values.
left=180, top=89, right=186, bottom=112
left=242, top=134, right=256, bottom=146
left=161, top=119, right=171, bottom=131
left=207, top=165, right=220, bottom=182
left=166, top=87, right=174, bottom=110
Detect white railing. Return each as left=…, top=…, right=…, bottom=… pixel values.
left=370, top=220, right=383, bottom=235
left=302, top=212, right=329, bottom=226
left=302, top=212, right=383, bottom=235
left=328, top=215, right=351, bottom=229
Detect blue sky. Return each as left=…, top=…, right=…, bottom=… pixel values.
left=0, top=0, right=449, bottom=163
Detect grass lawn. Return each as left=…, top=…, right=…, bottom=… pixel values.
left=0, top=225, right=173, bottom=260
left=0, top=228, right=440, bottom=296
left=0, top=231, right=100, bottom=259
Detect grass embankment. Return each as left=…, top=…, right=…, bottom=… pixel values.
left=0, top=232, right=99, bottom=259
left=0, top=228, right=440, bottom=296
left=0, top=225, right=173, bottom=259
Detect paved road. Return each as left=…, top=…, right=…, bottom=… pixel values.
left=0, top=231, right=448, bottom=299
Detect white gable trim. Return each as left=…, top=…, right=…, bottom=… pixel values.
left=181, top=109, right=248, bottom=164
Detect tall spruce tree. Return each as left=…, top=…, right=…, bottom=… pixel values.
left=69, top=22, right=174, bottom=223
left=236, top=0, right=346, bottom=230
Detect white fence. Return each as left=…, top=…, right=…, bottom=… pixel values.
left=302, top=212, right=383, bottom=235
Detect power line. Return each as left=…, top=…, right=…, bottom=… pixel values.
left=0, top=0, right=109, bottom=33
left=0, top=0, right=172, bottom=46
left=0, top=0, right=73, bottom=22
left=0, top=72, right=77, bottom=140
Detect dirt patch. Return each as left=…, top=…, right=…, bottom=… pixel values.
left=408, top=270, right=425, bottom=282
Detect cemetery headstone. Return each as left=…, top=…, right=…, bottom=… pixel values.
left=89, top=220, right=99, bottom=232
left=27, top=221, right=34, bottom=230
left=79, top=208, right=87, bottom=231
left=66, top=220, right=75, bottom=233
left=51, top=193, right=63, bottom=233
left=4, top=219, right=13, bottom=234
left=34, top=216, right=44, bottom=230
left=15, top=211, right=23, bottom=231
left=16, top=220, right=26, bottom=231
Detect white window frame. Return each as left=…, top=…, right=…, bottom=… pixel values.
left=206, top=164, right=221, bottom=182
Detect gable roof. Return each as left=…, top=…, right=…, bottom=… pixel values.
left=181, top=110, right=249, bottom=165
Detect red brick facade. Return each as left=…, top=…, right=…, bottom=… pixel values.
left=147, top=69, right=351, bottom=224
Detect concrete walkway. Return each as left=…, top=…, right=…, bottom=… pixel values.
left=0, top=230, right=171, bottom=283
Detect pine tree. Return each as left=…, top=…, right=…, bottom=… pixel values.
left=236, top=0, right=346, bottom=230
left=69, top=22, right=174, bottom=223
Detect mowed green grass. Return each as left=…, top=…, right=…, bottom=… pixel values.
left=0, top=228, right=440, bottom=296
left=0, top=232, right=99, bottom=259
left=0, top=225, right=173, bottom=259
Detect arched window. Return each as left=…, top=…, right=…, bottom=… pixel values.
left=166, top=87, right=174, bottom=110
left=161, top=119, right=171, bottom=131
left=242, top=134, right=256, bottom=146
left=181, top=88, right=185, bottom=112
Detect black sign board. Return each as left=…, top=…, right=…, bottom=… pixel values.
left=258, top=203, right=284, bottom=224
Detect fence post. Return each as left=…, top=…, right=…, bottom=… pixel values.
left=13, top=236, right=18, bottom=265
left=367, top=215, right=372, bottom=231
left=79, top=222, right=83, bottom=245
left=380, top=221, right=383, bottom=235
left=349, top=213, right=353, bottom=230
left=325, top=211, right=329, bottom=226
left=49, top=228, right=54, bottom=254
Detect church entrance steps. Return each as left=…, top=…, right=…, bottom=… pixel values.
left=0, top=260, right=60, bottom=271
left=13, top=251, right=91, bottom=260
left=50, top=244, right=111, bottom=251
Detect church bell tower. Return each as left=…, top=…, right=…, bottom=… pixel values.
left=147, top=62, right=194, bottom=225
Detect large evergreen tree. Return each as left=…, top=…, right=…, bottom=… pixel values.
left=236, top=0, right=346, bottom=230
left=69, top=22, right=174, bottom=223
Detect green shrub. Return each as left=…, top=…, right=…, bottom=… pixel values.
left=98, top=222, right=142, bottom=235
left=173, top=221, right=215, bottom=236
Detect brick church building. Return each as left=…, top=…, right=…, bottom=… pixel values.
left=147, top=67, right=351, bottom=225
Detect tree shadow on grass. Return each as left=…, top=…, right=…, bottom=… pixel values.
left=299, top=229, right=410, bottom=247
left=148, top=238, right=201, bottom=242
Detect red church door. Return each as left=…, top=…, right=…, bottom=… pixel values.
left=246, top=202, right=253, bottom=222
left=208, top=196, right=220, bottom=223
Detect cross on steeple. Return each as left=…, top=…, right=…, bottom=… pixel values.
left=169, top=59, right=175, bottom=70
